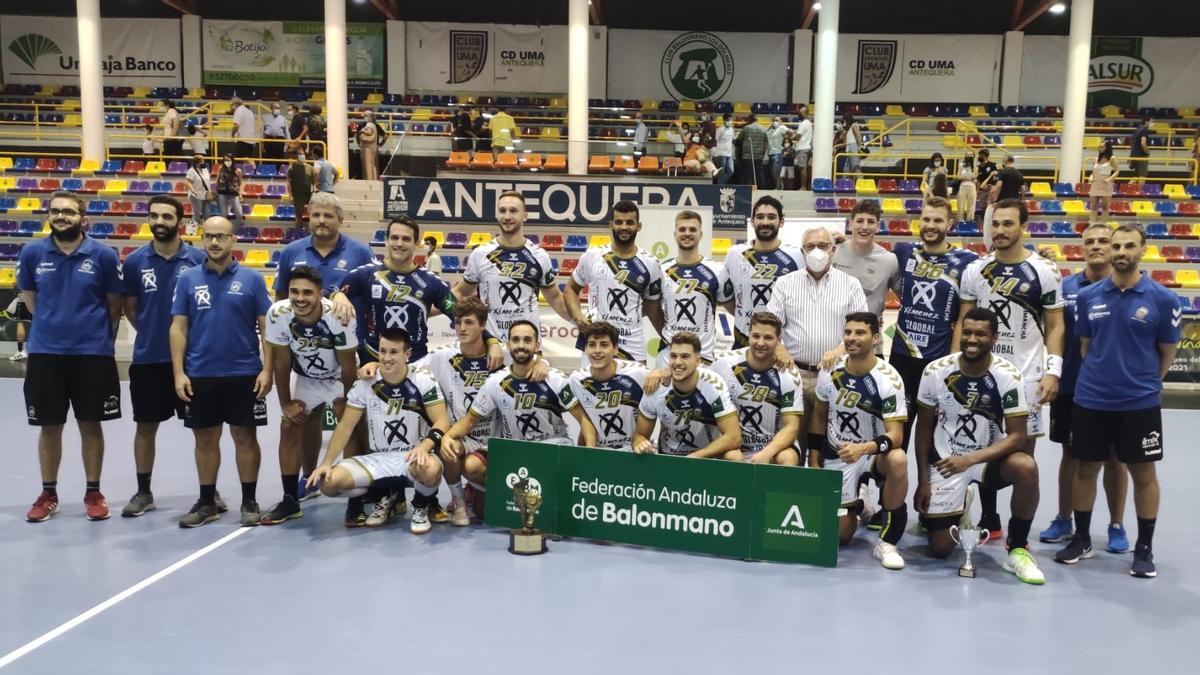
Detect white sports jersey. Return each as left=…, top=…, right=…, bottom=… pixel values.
left=637, top=367, right=737, bottom=456
left=470, top=367, right=577, bottom=443
left=569, top=361, right=650, bottom=450
left=572, top=245, right=663, bottom=363
left=960, top=252, right=1064, bottom=379
left=463, top=239, right=557, bottom=339
left=661, top=258, right=733, bottom=361
left=917, top=353, right=1028, bottom=459
left=711, top=348, right=804, bottom=454
left=815, top=355, right=907, bottom=461
left=264, top=298, right=358, bottom=380
left=413, top=343, right=498, bottom=448
left=724, top=241, right=804, bottom=340
left=346, top=369, right=443, bottom=453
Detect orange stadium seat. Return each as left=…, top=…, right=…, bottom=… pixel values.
left=447, top=152, right=470, bottom=170
left=588, top=155, right=611, bottom=173
left=495, top=153, right=519, bottom=171
left=519, top=153, right=543, bottom=171
left=637, top=156, right=660, bottom=174
left=470, top=153, right=494, bottom=170
left=543, top=154, right=567, bottom=172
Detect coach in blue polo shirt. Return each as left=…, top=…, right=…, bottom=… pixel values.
left=171, top=215, right=274, bottom=528
left=119, top=195, right=207, bottom=518
left=273, top=192, right=373, bottom=306
left=18, top=191, right=124, bottom=523
left=1055, top=224, right=1181, bottom=579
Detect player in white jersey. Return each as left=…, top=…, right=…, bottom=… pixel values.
left=570, top=322, right=652, bottom=451
left=442, top=320, right=596, bottom=517
left=958, top=198, right=1064, bottom=537
left=710, top=312, right=802, bottom=465
left=724, top=195, right=804, bottom=347
left=915, top=307, right=1045, bottom=585
left=306, top=327, right=450, bottom=535
left=260, top=266, right=358, bottom=525
left=565, top=200, right=664, bottom=364
left=452, top=190, right=572, bottom=340
left=810, top=312, right=910, bottom=569
left=658, top=209, right=734, bottom=368
left=634, top=332, right=742, bottom=458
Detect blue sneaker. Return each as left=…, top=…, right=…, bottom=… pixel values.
left=1039, top=515, right=1074, bottom=543
left=1130, top=548, right=1156, bottom=578
left=297, top=475, right=318, bottom=502
left=1107, top=523, right=1130, bottom=553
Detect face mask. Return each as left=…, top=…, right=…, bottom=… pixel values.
left=224, top=160, right=232, bottom=167
left=691, top=135, right=700, bottom=143
left=934, top=161, right=942, bottom=167
left=772, top=121, right=780, bottom=128
left=272, top=108, right=280, bottom=115
left=296, top=154, right=305, bottom=161
left=805, top=248, right=830, bottom=273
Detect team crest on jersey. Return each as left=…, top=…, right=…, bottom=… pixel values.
left=194, top=284, right=212, bottom=308
left=141, top=268, right=157, bottom=291
left=337, top=259, right=348, bottom=269
left=229, top=281, right=243, bottom=295
left=78, top=260, right=94, bottom=274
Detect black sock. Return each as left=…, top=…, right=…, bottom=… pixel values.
left=85, top=480, right=100, bottom=493
left=880, top=504, right=908, bottom=545
left=136, top=472, right=152, bottom=494
left=1007, top=517, right=1033, bottom=550
left=282, top=474, right=299, bottom=501
left=17, top=341, right=24, bottom=350
left=241, top=481, right=257, bottom=504
left=1074, top=509, right=1093, bottom=544
left=1136, top=517, right=1156, bottom=552
left=411, top=491, right=432, bottom=509
left=980, top=487, right=998, bottom=520
left=199, top=483, right=216, bottom=505
left=42, top=481, right=57, bottom=497
left=347, top=496, right=364, bottom=513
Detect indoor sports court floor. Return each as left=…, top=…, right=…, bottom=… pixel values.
left=1, top=375, right=1197, bottom=674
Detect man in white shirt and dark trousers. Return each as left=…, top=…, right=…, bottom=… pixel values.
left=231, top=96, right=259, bottom=164
left=713, top=113, right=734, bottom=184
left=794, top=106, right=814, bottom=190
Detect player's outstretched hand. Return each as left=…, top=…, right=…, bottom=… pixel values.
left=306, top=465, right=332, bottom=489
left=358, top=361, right=380, bottom=379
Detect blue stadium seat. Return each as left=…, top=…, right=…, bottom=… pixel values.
left=811, top=178, right=834, bottom=193
left=564, top=235, right=588, bottom=252
left=1053, top=182, right=1075, bottom=197
left=1145, top=223, right=1169, bottom=239
left=441, top=255, right=462, bottom=274
left=1051, top=221, right=1074, bottom=236
left=98, top=160, right=122, bottom=175
left=88, top=222, right=115, bottom=238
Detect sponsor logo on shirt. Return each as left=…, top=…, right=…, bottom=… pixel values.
left=78, top=259, right=95, bottom=275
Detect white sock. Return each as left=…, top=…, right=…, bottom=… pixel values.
left=449, top=482, right=465, bottom=500
left=413, top=481, right=438, bottom=497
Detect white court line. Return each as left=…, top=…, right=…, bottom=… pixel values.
left=0, top=527, right=254, bottom=670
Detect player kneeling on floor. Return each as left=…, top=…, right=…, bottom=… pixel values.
left=306, top=327, right=450, bottom=534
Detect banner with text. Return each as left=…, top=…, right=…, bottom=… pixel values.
left=1166, top=318, right=1200, bottom=384
left=837, top=33, right=1000, bottom=103
left=201, top=20, right=384, bottom=87
left=1020, top=36, right=1200, bottom=108
left=484, top=439, right=841, bottom=566
left=607, top=29, right=789, bottom=103
left=1, top=15, right=182, bottom=87
left=382, top=177, right=752, bottom=230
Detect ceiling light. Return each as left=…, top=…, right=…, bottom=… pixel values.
left=813, top=1, right=823, bottom=9
left=1049, top=2, right=1067, bottom=14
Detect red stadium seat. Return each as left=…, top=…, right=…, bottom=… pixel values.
left=1151, top=269, right=1179, bottom=288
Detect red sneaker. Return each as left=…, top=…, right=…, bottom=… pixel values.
left=26, top=491, right=59, bottom=522
left=84, top=491, right=111, bottom=521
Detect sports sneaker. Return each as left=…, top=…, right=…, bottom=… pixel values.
left=867, top=510, right=885, bottom=531
left=979, top=513, right=1004, bottom=542
left=297, top=475, right=318, bottom=502
left=1003, top=547, right=1046, bottom=585
left=428, top=499, right=449, bottom=524
left=448, top=497, right=470, bottom=527
left=873, top=541, right=905, bottom=570
left=1039, top=515, right=1074, bottom=543
left=344, top=501, right=366, bottom=528
left=25, top=490, right=59, bottom=522
left=410, top=506, right=431, bottom=534
left=239, top=501, right=261, bottom=527
left=260, top=497, right=302, bottom=525
left=121, top=491, right=156, bottom=517
left=1054, top=535, right=1095, bottom=564
left=1107, top=523, right=1130, bottom=553
left=1130, top=548, right=1156, bottom=578
left=215, top=493, right=229, bottom=514
left=365, top=492, right=400, bottom=527
left=84, top=491, right=110, bottom=521
left=465, top=484, right=485, bottom=520
left=179, top=500, right=220, bottom=528
left=9, top=349, right=27, bottom=361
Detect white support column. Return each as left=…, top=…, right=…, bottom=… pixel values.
left=181, top=14, right=203, bottom=91
left=567, top=0, right=589, bottom=176
left=76, top=0, right=105, bottom=162
left=1060, top=0, right=1094, bottom=185
left=324, top=0, right=350, bottom=174
left=1000, top=31, right=1024, bottom=107
left=811, top=0, right=839, bottom=181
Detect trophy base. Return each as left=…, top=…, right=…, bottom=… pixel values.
left=509, top=529, right=548, bottom=556
left=958, top=566, right=977, bottom=578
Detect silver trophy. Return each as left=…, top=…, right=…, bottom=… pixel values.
left=949, top=484, right=989, bottom=578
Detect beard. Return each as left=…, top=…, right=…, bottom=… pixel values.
left=151, top=226, right=178, bottom=243
left=50, top=222, right=83, bottom=242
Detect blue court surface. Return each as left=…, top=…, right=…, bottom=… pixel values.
left=0, top=376, right=1196, bottom=674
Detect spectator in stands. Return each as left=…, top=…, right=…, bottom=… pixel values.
left=215, top=153, right=245, bottom=231
left=683, top=132, right=716, bottom=177
left=767, top=116, right=788, bottom=189
left=1089, top=140, right=1120, bottom=223
left=487, top=107, right=518, bottom=155
left=780, top=136, right=797, bottom=190
left=262, top=102, right=289, bottom=164
left=471, top=111, right=491, bottom=152
left=736, top=114, right=768, bottom=187
left=794, top=106, right=813, bottom=190
left=287, top=104, right=308, bottom=153
left=424, top=236, right=443, bottom=275
left=840, top=113, right=865, bottom=178
left=356, top=109, right=387, bottom=181
left=185, top=154, right=213, bottom=228
left=713, top=113, right=734, bottom=184
left=1129, top=115, right=1152, bottom=184
left=306, top=105, right=327, bottom=154
left=983, top=155, right=1023, bottom=246
left=141, top=123, right=159, bottom=157
left=287, top=150, right=313, bottom=229
left=931, top=173, right=949, bottom=199
left=186, top=123, right=209, bottom=158
left=956, top=152, right=977, bottom=223
left=921, top=152, right=945, bottom=198
left=312, top=145, right=337, bottom=194
left=231, top=96, right=259, bottom=164
left=160, top=99, right=183, bottom=159
left=451, top=106, right=474, bottom=152
left=698, top=112, right=717, bottom=149
left=632, top=112, right=649, bottom=156
left=665, top=121, right=685, bottom=158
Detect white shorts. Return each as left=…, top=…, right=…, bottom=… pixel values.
left=823, top=455, right=877, bottom=506
left=1024, top=377, right=1044, bottom=438
left=338, top=450, right=411, bottom=489
left=925, top=457, right=1009, bottom=517
left=293, top=375, right=342, bottom=413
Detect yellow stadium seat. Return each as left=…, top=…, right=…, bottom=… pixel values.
left=310, top=91, right=326, bottom=102
left=34, top=222, right=50, bottom=237
left=1178, top=269, right=1200, bottom=289
left=139, top=161, right=166, bottom=178
left=1192, top=223, right=1200, bottom=238
left=37, top=85, right=55, bottom=96
left=410, top=108, right=433, bottom=122
left=57, top=100, right=78, bottom=112
left=424, top=231, right=446, bottom=248
left=1030, top=182, right=1053, bottom=198
left=885, top=105, right=903, bottom=116
left=1142, top=245, right=1164, bottom=263
left=589, top=234, right=612, bottom=248
left=0, top=176, right=14, bottom=193
left=263, top=274, right=276, bottom=290
left=99, top=179, right=128, bottom=197
left=678, top=101, right=697, bottom=112
left=63, top=114, right=82, bottom=127
left=641, top=99, right=659, bottom=111
left=0, top=156, right=12, bottom=172
left=245, top=249, right=271, bottom=268
left=364, top=93, right=383, bottom=105
left=1100, top=105, right=1122, bottom=118
left=732, top=102, right=750, bottom=115
left=910, top=220, right=921, bottom=236
left=133, top=224, right=152, bottom=241
left=208, top=101, right=231, bottom=115
left=855, top=179, right=878, bottom=196
left=14, top=198, right=40, bottom=214
left=0, top=268, right=15, bottom=289
left=1164, top=184, right=1187, bottom=200
left=468, top=232, right=492, bottom=248
left=549, top=98, right=565, bottom=108
left=1083, top=136, right=1102, bottom=150
left=1178, top=107, right=1197, bottom=120
left=968, top=105, right=987, bottom=117
left=539, top=126, right=561, bottom=140
left=882, top=198, right=905, bottom=215
left=131, top=87, right=150, bottom=98
left=1131, top=200, right=1157, bottom=217
left=1002, top=135, right=1024, bottom=148
left=711, top=238, right=732, bottom=257
left=184, top=88, right=205, bottom=99
left=867, top=119, right=886, bottom=133
left=183, top=225, right=201, bottom=243
left=942, top=136, right=963, bottom=148
left=1062, top=200, right=1088, bottom=216
left=250, top=204, right=275, bottom=219
left=72, top=159, right=100, bottom=176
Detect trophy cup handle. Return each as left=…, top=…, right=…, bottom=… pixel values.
left=949, top=524, right=961, bottom=544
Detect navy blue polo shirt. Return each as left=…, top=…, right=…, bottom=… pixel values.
left=1074, top=273, right=1182, bottom=411
left=1059, top=271, right=1099, bottom=396
left=272, top=234, right=374, bottom=298
left=171, top=261, right=272, bottom=378
left=17, top=235, right=123, bottom=356
left=123, top=242, right=207, bottom=364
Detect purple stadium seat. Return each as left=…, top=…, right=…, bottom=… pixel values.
left=444, top=232, right=468, bottom=249
left=833, top=178, right=855, bottom=192
left=815, top=197, right=838, bottom=213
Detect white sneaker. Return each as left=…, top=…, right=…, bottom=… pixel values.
left=9, top=349, right=27, bottom=361
left=365, top=491, right=399, bottom=527
left=410, top=506, right=431, bottom=534
left=448, top=497, right=470, bottom=527
left=1003, top=547, right=1046, bottom=585
left=874, top=541, right=905, bottom=570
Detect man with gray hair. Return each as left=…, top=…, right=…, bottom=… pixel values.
left=231, top=96, right=258, bottom=162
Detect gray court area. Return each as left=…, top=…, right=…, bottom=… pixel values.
left=0, top=376, right=1196, bottom=674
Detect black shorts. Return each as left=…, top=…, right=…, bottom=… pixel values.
left=1129, top=157, right=1149, bottom=177
left=1069, top=403, right=1162, bottom=464
left=1048, top=393, right=1073, bottom=444
left=24, top=354, right=121, bottom=426
left=184, top=375, right=268, bottom=429
left=129, top=362, right=186, bottom=424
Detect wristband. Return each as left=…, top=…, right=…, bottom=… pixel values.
left=807, top=433, right=827, bottom=453
left=424, top=428, right=444, bottom=450
left=872, top=435, right=892, bottom=455
left=1045, top=354, right=1063, bottom=378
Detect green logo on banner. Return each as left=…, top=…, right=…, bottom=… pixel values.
left=760, top=492, right=825, bottom=556
left=1088, top=36, right=1155, bottom=108
left=7, top=34, right=61, bottom=69
left=660, top=32, right=734, bottom=102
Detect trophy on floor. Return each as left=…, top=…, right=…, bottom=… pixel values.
left=949, top=484, right=988, bottom=578
left=508, top=476, right=547, bottom=555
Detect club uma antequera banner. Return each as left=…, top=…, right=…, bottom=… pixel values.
left=1, top=15, right=182, bottom=87
left=202, top=20, right=385, bottom=87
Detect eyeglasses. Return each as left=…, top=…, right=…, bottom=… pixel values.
left=48, top=208, right=80, bottom=218
left=201, top=233, right=233, bottom=242
left=802, top=242, right=833, bottom=252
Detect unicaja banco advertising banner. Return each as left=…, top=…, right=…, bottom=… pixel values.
left=1, top=15, right=182, bottom=86
left=202, top=20, right=384, bottom=87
